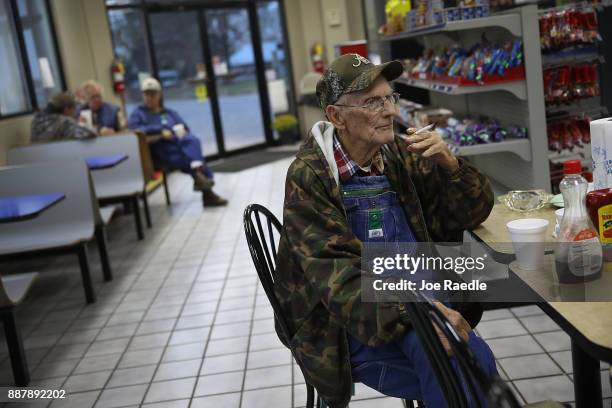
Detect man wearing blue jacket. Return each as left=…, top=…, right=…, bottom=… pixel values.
left=78, top=80, right=125, bottom=135
left=128, top=78, right=227, bottom=207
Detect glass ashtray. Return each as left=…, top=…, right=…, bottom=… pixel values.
left=498, top=190, right=553, bottom=212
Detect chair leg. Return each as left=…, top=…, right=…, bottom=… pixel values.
left=162, top=170, right=171, bottom=206
left=95, top=226, right=113, bottom=282
left=132, top=196, right=144, bottom=241
left=305, top=384, right=315, bottom=408
left=77, top=244, right=96, bottom=304
left=141, top=192, right=152, bottom=229
left=2, top=308, right=29, bottom=386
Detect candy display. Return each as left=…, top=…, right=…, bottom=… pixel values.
left=539, top=6, right=599, bottom=53
left=381, top=0, right=412, bottom=35
left=543, top=63, right=600, bottom=106
left=440, top=117, right=527, bottom=146
left=380, top=0, right=490, bottom=35
left=406, top=40, right=524, bottom=85
left=547, top=116, right=591, bottom=152
left=488, top=0, right=513, bottom=11
left=396, top=98, right=526, bottom=147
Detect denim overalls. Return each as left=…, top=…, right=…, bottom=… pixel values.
left=342, top=173, right=497, bottom=407
left=341, top=175, right=415, bottom=244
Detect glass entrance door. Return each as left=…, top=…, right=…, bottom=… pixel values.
left=146, top=6, right=268, bottom=156
left=204, top=7, right=266, bottom=151
left=148, top=11, right=219, bottom=156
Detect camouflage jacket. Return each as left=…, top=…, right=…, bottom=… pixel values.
left=274, top=122, right=494, bottom=407
left=31, top=110, right=97, bottom=143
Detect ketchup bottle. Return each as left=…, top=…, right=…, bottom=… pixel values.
left=586, top=188, right=612, bottom=262
left=554, top=160, right=602, bottom=283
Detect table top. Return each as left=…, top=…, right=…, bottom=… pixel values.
left=471, top=204, right=558, bottom=259
left=475, top=204, right=612, bottom=358
left=0, top=193, right=65, bottom=223
left=85, top=154, right=128, bottom=170
left=512, top=257, right=612, bottom=359
left=509, top=256, right=612, bottom=302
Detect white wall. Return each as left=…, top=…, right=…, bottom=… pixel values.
left=284, top=0, right=366, bottom=135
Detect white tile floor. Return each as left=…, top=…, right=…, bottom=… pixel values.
left=0, top=157, right=610, bottom=407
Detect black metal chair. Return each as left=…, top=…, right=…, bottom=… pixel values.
left=243, top=204, right=316, bottom=408
left=403, top=291, right=570, bottom=408
left=244, top=204, right=424, bottom=408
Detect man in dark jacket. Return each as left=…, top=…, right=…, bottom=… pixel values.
left=275, top=54, right=497, bottom=407
left=77, top=80, right=125, bottom=135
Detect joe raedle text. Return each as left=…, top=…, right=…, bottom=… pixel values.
left=372, top=279, right=488, bottom=292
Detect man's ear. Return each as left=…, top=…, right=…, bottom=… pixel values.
left=325, top=105, right=346, bottom=130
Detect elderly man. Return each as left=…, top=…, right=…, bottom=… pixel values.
left=77, top=80, right=125, bottom=135
left=274, top=54, right=497, bottom=407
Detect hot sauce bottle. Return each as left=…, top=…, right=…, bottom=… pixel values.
left=586, top=188, right=612, bottom=261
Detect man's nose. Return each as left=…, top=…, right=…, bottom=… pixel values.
left=382, top=99, right=397, bottom=116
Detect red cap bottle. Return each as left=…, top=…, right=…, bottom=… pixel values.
left=563, top=159, right=581, bottom=175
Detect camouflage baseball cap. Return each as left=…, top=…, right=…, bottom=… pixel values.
left=316, top=54, right=404, bottom=110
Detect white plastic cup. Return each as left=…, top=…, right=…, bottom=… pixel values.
left=506, top=218, right=549, bottom=271
left=172, top=124, right=187, bottom=138
left=79, top=109, right=93, bottom=129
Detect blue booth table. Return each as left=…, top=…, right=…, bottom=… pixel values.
left=0, top=193, right=65, bottom=223
left=84, top=154, right=128, bottom=171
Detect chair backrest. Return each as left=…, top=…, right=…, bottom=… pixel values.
left=0, top=161, right=96, bottom=250
left=8, top=133, right=144, bottom=199
left=243, top=204, right=292, bottom=340
left=406, top=291, right=522, bottom=408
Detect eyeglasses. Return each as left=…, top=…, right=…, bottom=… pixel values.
left=334, top=92, right=400, bottom=112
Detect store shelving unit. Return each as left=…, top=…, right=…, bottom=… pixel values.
left=538, top=4, right=606, bottom=192
left=541, top=47, right=601, bottom=68
left=379, top=13, right=522, bottom=41
left=449, top=138, right=532, bottom=160
left=395, top=131, right=532, bottom=160
left=375, top=5, right=549, bottom=191
left=395, top=77, right=527, bottom=100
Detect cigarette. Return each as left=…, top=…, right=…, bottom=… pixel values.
left=398, top=123, right=436, bottom=141
left=414, top=123, right=436, bottom=134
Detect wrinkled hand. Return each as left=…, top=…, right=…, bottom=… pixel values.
left=99, top=127, right=115, bottom=136
left=404, top=128, right=459, bottom=171
left=432, top=301, right=471, bottom=356
left=161, top=129, right=173, bottom=140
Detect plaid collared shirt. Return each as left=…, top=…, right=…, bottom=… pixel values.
left=333, top=134, right=385, bottom=183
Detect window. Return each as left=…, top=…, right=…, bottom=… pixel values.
left=0, top=0, right=30, bottom=115
left=0, top=0, right=63, bottom=118
left=17, top=0, right=63, bottom=108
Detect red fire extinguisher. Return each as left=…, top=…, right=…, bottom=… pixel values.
left=111, top=58, right=125, bottom=94
left=311, top=42, right=325, bottom=74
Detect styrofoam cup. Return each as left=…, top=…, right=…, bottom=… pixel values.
left=506, top=218, right=549, bottom=270
left=172, top=124, right=187, bottom=138
left=79, top=109, right=93, bottom=129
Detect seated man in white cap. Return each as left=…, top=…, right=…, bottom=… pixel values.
left=128, top=77, right=227, bottom=207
